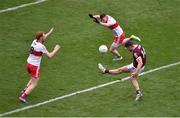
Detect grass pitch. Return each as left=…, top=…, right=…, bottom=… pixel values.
left=0, top=0, right=180, bottom=117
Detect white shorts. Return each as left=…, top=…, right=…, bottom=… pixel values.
left=111, top=33, right=125, bottom=49
left=127, top=63, right=145, bottom=73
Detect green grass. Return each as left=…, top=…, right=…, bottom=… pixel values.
left=0, top=0, right=180, bottom=117
left=11, top=66, right=180, bottom=117
left=0, top=0, right=35, bottom=10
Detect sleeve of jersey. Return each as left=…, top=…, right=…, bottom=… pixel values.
left=41, top=45, right=48, bottom=54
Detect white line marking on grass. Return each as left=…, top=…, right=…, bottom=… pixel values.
left=0, top=0, right=48, bottom=14
left=0, top=61, right=180, bottom=116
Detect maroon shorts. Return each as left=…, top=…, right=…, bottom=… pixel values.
left=26, top=63, right=40, bottom=78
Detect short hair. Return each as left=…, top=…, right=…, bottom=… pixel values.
left=36, top=32, right=44, bottom=40
left=125, top=40, right=133, bottom=47
left=100, top=13, right=106, bottom=19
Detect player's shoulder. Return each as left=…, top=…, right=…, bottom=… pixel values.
left=107, top=15, right=115, bottom=22
left=31, top=39, right=37, bottom=46
left=134, top=45, right=146, bottom=55
left=133, top=45, right=142, bottom=52
left=38, top=43, right=46, bottom=50
left=33, top=40, right=45, bottom=47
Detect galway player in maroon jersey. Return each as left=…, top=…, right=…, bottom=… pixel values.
left=98, top=41, right=146, bottom=101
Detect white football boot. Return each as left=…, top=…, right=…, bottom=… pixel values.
left=135, top=93, right=143, bottom=101
left=98, top=63, right=106, bottom=73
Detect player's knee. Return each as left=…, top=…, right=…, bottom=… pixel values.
left=117, top=68, right=123, bottom=73
left=109, top=47, right=113, bottom=52
left=118, top=66, right=128, bottom=73
left=110, top=49, right=114, bottom=53
left=109, top=47, right=115, bottom=52
left=32, top=82, right=38, bottom=88
left=130, top=77, right=137, bottom=80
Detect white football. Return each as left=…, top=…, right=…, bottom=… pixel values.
left=99, top=45, right=108, bottom=53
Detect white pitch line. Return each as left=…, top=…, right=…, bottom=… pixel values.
left=0, top=61, right=180, bottom=117
left=0, top=0, right=48, bottom=14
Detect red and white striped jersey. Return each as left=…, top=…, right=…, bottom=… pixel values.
left=106, top=15, right=124, bottom=37
left=27, top=40, right=47, bottom=66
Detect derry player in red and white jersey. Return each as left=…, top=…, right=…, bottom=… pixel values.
left=19, top=28, right=60, bottom=103
left=89, top=14, right=141, bottom=61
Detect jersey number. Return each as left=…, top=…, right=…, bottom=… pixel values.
left=30, top=47, right=34, bottom=54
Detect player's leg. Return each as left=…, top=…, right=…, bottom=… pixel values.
left=19, top=77, right=39, bottom=103
left=22, top=64, right=33, bottom=93
left=130, top=75, right=140, bottom=91
left=19, top=64, right=40, bottom=103
left=130, top=35, right=141, bottom=42
left=110, top=33, right=127, bottom=61
left=108, top=66, right=128, bottom=74
left=126, top=63, right=143, bottom=101
left=24, top=77, right=39, bottom=95
left=130, top=76, right=142, bottom=101
left=21, top=79, right=32, bottom=94
left=121, top=35, right=141, bottom=45
left=109, top=42, right=123, bottom=61
left=121, top=38, right=131, bottom=44
left=25, top=79, right=32, bottom=89
left=98, top=63, right=128, bottom=74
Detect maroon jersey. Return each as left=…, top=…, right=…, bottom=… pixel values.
left=132, top=45, right=146, bottom=68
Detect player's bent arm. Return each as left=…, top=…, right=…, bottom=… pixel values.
left=45, top=44, right=60, bottom=59
left=135, top=57, right=143, bottom=73
left=93, top=15, right=100, bottom=19
left=44, top=27, right=54, bottom=39
left=100, top=22, right=111, bottom=27
left=131, top=57, right=143, bottom=78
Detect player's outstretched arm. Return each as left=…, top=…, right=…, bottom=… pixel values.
left=45, top=44, right=60, bottom=59
left=93, top=15, right=100, bottom=19
left=131, top=57, right=143, bottom=78
left=88, top=14, right=100, bottom=24
left=44, top=27, right=54, bottom=39
left=91, top=15, right=110, bottom=26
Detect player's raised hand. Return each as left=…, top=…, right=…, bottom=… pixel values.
left=93, top=18, right=100, bottom=24
left=49, top=27, right=54, bottom=32
left=44, top=27, right=54, bottom=39
left=88, top=14, right=94, bottom=18
left=54, top=44, right=60, bottom=51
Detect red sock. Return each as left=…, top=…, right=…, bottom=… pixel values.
left=21, top=92, right=27, bottom=98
